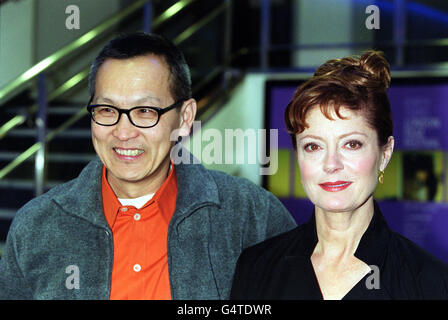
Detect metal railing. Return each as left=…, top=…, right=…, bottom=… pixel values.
left=4, top=0, right=446, bottom=196
left=0, top=0, right=234, bottom=195
left=0, top=0, right=196, bottom=105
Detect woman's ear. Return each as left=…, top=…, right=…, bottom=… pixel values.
left=380, top=136, right=394, bottom=171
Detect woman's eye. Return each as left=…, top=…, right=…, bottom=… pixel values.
left=304, top=143, right=320, bottom=152
left=345, top=140, right=363, bottom=150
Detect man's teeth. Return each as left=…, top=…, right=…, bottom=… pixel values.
left=114, top=148, right=144, bottom=156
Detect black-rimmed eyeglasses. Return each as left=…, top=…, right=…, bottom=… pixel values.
left=86, top=100, right=184, bottom=128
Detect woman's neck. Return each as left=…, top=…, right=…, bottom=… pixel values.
left=313, top=197, right=375, bottom=260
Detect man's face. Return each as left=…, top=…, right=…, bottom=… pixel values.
left=91, top=55, right=194, bottom=197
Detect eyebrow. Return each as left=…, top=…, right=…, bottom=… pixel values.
left=298, top=131, right=368, bottom=141
left=95, top=95, right=162, bottom=105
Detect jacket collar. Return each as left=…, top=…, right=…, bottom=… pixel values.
left=51, top=146, right=221, bottom=229
left=298, top=200, right=390, bottom=268
left=172, top=146, right=221, bottom=217
left=353, top=200, right=390, bottom=268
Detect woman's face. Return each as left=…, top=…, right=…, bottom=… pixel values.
left=295, top=106, right=394, bottom=213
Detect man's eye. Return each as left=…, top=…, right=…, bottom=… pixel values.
left=345, top=140, right=363, bottom=150
left=304, top=143, right=320, bottom=152
left=136, top=108, right=157, bottom=117
left=97, top=107, right=116, bottom=114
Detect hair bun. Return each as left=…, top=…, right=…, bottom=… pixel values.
left=313, top=50, right=391, bottom=91
left=358, top=50, right=391, bottom=90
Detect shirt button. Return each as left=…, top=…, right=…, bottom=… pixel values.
left=120, top=207, right=128, bottom=212
left=133, top=264, right=141, bottom=272
left=134, top=213, right=141, bottom=221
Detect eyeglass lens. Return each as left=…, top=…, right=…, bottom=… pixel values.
left=91, top=106, right=159, bottom=127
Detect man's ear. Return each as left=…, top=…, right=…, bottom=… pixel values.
left=177, top=98, right=197, bottom=137
left=380, top=136, right=394, bottom=171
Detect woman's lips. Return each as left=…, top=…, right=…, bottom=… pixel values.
left=318, top=181, right=352, bottom=192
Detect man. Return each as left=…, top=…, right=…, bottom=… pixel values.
left=0, top=32, right=296, bottom=299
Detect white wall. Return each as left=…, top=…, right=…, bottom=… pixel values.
left=183, top=74, right=268, bottom=186
left=0, top=0, right=34, bottom=88
left=35, top=0, right=123, bottom=60
left=292, top=0, right=373, bottom=67
left=0, top=0, right=125, bottom=92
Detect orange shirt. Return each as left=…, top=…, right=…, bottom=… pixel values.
left=101, top=164, right=177, bottom=300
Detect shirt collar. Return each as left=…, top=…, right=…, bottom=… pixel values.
left=299, top=200, right=390, bottom=268
left=51, top=147, right=220, bottom=228
left=101, top=161, right=178, bottom=228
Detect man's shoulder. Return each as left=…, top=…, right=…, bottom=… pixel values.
left=238, top=224, right=302, bottom=263
left=11, top=178, right=77, bottom=227
left=206, top=168, right=269, bottom=196
left=9, top=158, right=101, bottom=233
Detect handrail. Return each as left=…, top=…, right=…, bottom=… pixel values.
left=0, top=71, right=232, bottom=180
left=0, top=0, right=232, bottom=180
left=0, top=0, right=197, bottom=138
left=173, top=1, right=228, bottom=45
left=0, top=67, right=90, bottom=140
left=0, top=0, right=227, bottom=141
left=0, top=0, right=197, bottom=105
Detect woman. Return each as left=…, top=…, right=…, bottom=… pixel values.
left=230, top=51, right=448, bottom=300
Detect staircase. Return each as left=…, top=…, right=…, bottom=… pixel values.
left=0, top=98, right=94, bottom=242
left=0, top=0, right=237, bottom=253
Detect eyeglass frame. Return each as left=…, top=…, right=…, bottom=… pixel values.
left=86, top=98, right=184, bottom=129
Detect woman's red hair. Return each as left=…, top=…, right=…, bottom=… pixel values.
left=284, top=51, right=393, bottom=149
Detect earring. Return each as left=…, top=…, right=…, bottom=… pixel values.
left=378, top=170, right=384, bottom=184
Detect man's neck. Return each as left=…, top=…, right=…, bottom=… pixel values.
left=107, top=157, right=171, bottom=199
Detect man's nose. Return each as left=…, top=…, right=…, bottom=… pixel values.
left=323, top=149, right=344, bottom=173
left=112, top=113, right=139, bottom=140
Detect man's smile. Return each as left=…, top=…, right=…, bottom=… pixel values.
left=113, top=147, right=145, bottom=157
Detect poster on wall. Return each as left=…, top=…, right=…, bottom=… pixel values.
left=264, top=77, right=448, bottom=263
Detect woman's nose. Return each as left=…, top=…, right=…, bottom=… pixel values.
left=323, top=149, right=344, bottom=173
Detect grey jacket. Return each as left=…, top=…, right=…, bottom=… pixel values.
left=0, top=155, right=296, bottom=299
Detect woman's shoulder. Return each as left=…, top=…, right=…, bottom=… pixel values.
left=239, top=223, right=309, bottom=263
left=389, top=230, right=448, bottom=297
left=391, top=231, right=448, bottom=273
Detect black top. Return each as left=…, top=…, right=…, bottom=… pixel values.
left=230, top=201, right=448, bottom=300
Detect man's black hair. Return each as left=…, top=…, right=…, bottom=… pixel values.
left=88, top=32, right=192, bottom=102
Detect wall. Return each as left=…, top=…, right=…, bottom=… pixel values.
left=0, top=0, right=127, bottom=93
left=0, top=0, right=34, bottom=88
left=183, top=73, right=268, bottom=186
left=292, top=0, right=374, bottom=67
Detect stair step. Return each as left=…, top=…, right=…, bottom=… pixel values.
left=0, top=159, right=90, bottom=181
left=0, top=151, right=96, bottom=162
left=0, top=209, right=17, bottom=219
left=8, top=128, right=91, bottom=138
left=48, top=106, right=86, bottom=115
left=0, top=134, right=95, bottom=153
left=4, top=104, right=85, bottom=115
left=0, top=178, right=62, bottom=189
left=0, top=183, right=36, bottom=211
